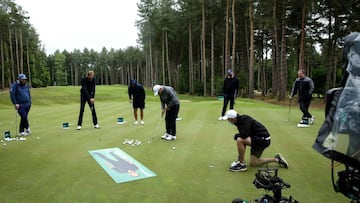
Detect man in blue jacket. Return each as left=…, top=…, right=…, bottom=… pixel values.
left=128, top=79, right=146, bottom=125
left=10, top=73, right=32, bottom=136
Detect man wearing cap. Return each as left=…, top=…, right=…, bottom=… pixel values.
left=225, top=109, right=288, bottom=172
left=10, top=73, right=32, bottom=136
left=128, top=79, right=146, bottom=125
left=219, top=69, right=239, bottom=121
left=153, top=85, right=180, bottom=141
left=76, top=70, right=100, bottom=130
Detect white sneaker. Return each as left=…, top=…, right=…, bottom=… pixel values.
left=161, top=133, right=169, bottom=139
left=230, top=161, right=240, bottom=167
left=20, top=132, right=29, bottom=136
left=310, top=116, right=315, bottom=124
left=26, top=128, right=31, bottom=135
left=134, top=121, right=138, bottom=125
left=94, top=124, right=101, bottom=129
left=77, top=126, right=82, bottom=130
left=140, top=120, right=144, bottom=125
left=218, top=116, right=223, bottom=121
left=165, top=135, right=176, bottom=141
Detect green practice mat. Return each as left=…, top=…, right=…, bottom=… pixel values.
left=88, top=147, right=157, bottom=183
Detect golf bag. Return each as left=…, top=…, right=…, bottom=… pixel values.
left=312, top=32, right=360, bottom=201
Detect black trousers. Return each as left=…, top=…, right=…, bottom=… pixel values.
left=165, top=104, right=179, bottom=136
left=18, top=104, right=31, bottom=133
left=221, top=95, right=234, bottom=116
left=77, top=97, right=98, bottom=126
left=299, top=99, right=312, bottom=119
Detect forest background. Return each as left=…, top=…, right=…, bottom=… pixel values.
left=0, top=0, right=359, bottom=99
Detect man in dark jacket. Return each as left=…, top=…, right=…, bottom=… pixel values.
left=225, top=110, right=288, bottom=172
left=153, top=85, right=180, bottom=141
left=128, top=79, right=146, bottom=125
left=219, top=69, right=239, bottom=120
left=77, top=70, right=100, bottom=130
left=10, top=73, right=32, bottom=136
left=290, top=69, right=315, bottom=124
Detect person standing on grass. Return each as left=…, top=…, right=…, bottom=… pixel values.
left=224, top=109, right=288, bottom=172
left=77, top=70, right=100, bottom=130
left=289, top=69, right=315, bottom=124
left=219, top=69, right=239, bottom=121
left=153, top=85, right=180, bottom=141
left=10, top=73, right=32, bottom=136
left=128, top=79, right=146, bottom=125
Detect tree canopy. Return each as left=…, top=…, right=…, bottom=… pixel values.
left=1, top=0, right=359, bottom=100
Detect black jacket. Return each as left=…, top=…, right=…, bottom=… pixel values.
left=80, top=77, right=96, bottom=100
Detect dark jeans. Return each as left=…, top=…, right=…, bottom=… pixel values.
left=77, top=97, right=98, bottom=126
left=18, top=104, right=31, bottom=133
left=165, top=104, right=179, bottom=136
left=299, top=99, right=312, bottom=119
left=221, top=95, right=234, bottom=116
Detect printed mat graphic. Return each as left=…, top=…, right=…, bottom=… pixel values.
left=88, top=147, right=157, bottom=183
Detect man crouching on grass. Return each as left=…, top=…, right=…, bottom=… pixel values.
left=225, top=109, right=288, bottom=172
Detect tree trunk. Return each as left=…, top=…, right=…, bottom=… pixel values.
left=279, top=0, right=287, bottom=100
left=162, top=31, right=166, bottom=84
left=271, top=0, right=279, bottom=98
left=248, top=2, right=254, bottom=98
left=225, top=0, right=230, bottom=73
left=231, top=0, right=236, bottom=71
left=201, top=0, right=207, bottom=96
left=188, top=21, right=194, bottom=94
left=299, top=3, right=306, bottom=71
left=26, top=38, right=31, bottom=87
left=211, top=22, right=215, bottom=96
left=9, top=25, right=15, bottom=81
left=19, top=28, right=24, bottom=74
left=165, top=30, right=171, bottom=86
left=1, top=36, right=4, bottom=90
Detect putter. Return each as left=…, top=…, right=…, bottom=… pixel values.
left=287, top=99, right=292, bottom=122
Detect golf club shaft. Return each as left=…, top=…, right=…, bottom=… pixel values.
left=288, top=99, right=292, bottom=121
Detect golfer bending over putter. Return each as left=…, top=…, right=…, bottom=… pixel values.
left=153, top=85, right=180, bottom=141
left=225, top=110, right=288, bottom=172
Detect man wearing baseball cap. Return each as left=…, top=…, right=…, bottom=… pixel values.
left=225, top=109, right=288, bottom=172
left=10, top=73, right=32, bottom=136
left=153, top=85, right=180, bottom=141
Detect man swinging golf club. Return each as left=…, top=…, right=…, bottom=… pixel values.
left=153, top=85, right=180, bottom=141
left=76, top=70, right=100, bottom=130
left=225, top=109, right=288, bottom=172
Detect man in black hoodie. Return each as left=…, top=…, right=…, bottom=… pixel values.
left=77, top=70, right=100, bottom=130
left=219, top=69, right=239, bottom=120
left=128, top=79, right=146, bottom=125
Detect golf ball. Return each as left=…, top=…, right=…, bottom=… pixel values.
left=37, top=137, right=40, bottom=140
left=172, top=146, right=175, bottom=150
left=3, top=143, right=6, bottom=146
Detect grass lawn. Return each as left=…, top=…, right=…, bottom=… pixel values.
left=0, top=85, right=349, bottom=202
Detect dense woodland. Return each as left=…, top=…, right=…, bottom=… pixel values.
left=0, top=0, right=359, bottom=100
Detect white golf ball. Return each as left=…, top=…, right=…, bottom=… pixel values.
left=172, top=146, right=175, bottom=150
left=3, top=143, right=6, bottom=146
left=37, top=137, right=40, bottom=140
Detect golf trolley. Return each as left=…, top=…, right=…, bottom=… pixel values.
left=233, top=168, right=299, bottom=203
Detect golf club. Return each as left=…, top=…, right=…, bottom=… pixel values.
left=15, top=109, right=18, bottom=136
left=150, top=112, right=163, bottom=142
left=287, top=99, right=292, bottom=122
